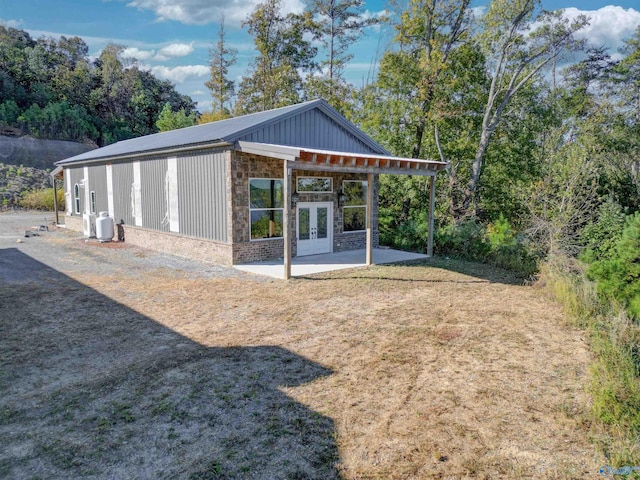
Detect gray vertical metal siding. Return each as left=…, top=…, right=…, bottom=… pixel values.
left=240, top=109, right=372, bottom=153
left=88, top=165, right=107, bottom=214
left=112, top=162, right=135, bottom=226
left=140, top=157, right=169, bottom=232
left=66, top=167, right=85, bottom=215
left=177, top=148, right=228, bottom=242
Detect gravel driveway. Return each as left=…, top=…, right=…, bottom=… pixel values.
left=0, top=211, right=255, bottom=282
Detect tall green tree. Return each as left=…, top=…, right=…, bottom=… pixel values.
left=155, top=103, right=196, bottom=132
left=354, top=0, right=480, bottom=231
left=205, top=18, right=237, bottom=117
left=385, top=0, right=473, bottom=159
left=236, top=0, right=317, bottom=113
left=612, top=27, right=640, bottom=186
left=460, top=1, right=588, bottom=216
left=306, top=0, right=379, bottom=111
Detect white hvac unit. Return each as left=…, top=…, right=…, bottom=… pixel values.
left=82, top=213, right=97, bottom=238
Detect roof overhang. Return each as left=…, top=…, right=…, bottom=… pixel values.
left=237, top=141, right=446, bottom=177
left=50, top=166, right=63, bottom=179
left=55, top=141, right=232, bottom=167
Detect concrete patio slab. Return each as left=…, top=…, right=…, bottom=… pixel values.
left=234, top=248, right=429, bottom=279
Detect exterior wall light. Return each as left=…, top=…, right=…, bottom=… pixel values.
left=337, top=190, right=347, bottom=207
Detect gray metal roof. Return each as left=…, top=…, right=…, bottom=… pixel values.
left=57, top=99, right=388, bottom=166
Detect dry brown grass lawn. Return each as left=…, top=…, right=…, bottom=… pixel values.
left=0, top=228, right=602, bottom=479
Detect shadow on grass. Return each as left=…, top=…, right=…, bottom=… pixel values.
left=408, top=256, right=528, bottom=285
left=0, top=248, right=339, bottom=479
left=298, top=256, right=526, bottom=286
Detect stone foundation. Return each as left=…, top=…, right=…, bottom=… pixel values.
left=233, top=238, right=285, bottom=264
left=63, top=214, right=233, bottom=265
left=123, top=227, right=233, bottom=266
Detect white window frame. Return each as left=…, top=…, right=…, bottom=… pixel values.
left=342, top=180, right=367, bottom=233
left=249, top=177, right=284, bottom=241
left=90, top=191, right=96, bottom=214
left=73, top=183, right=80, bottom=214
left=296, top=176, right=333, bottom=193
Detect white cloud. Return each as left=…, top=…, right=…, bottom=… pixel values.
left=360, top=9, right=389, bottom=33
left=155, top=42, right=194, bottom=61
left=0, top=18, right=23, bottom=28
left=196, top=99, right=212, bottom=112
left=122, top=46, right=156, bottom=61
left=191, top=90, right=205, bottom=95
left=25, top=28, right=169, bottom=55
left=151, top=64, right=209, bottom=83
left=471, top=6, right=487, bottom=19
left=126, top=0, right=303, bottom=27
left=562, top=6, right=640, bottom=56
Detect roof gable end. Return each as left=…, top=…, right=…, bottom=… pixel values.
left=56, top=99, right=387, bottom=166
left=228, top=100, right=388, bottom=155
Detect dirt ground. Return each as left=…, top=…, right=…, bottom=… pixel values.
left=0, top=212, right=603, bottom=479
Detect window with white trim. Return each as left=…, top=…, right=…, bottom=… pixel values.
left=342, top=180, right=367, bottom=232
left=297, top=176, right=332, bottom=193
left=74, top=183, right=80, bottom=214
left=249, top=178, right=284, bottom=240
left=90, top=191, right=96, bottom=214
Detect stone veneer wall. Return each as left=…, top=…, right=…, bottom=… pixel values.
left=121, top=227, right=233, bottom=266
left=230, top=152, right=379, bottom=264
left=231, top=152, right=286, bottom=264
left=63, top=214, right=234, bottom=265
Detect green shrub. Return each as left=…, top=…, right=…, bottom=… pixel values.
left=19, top=188, right=65, bottom=211
left=540, top=255, right=640, bottom=465
left=579, top=198, right=626, bottom=263
left=435, top=216, right=538, bottom=278
left=0, top=100, right=20, bottom=125
left=485, top=215, right=538, bottom=277
left=588, top=213, right=640, bottom=319
left=379, top=208, right=433, bottom=253
left=435, top=218, right=490, bottom=259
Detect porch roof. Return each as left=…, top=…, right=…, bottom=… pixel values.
left=237, top=141, right=446, bottom=177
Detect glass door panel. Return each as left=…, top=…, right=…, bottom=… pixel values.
left=317, top=207, right=328, bottom=239
left=298, top=207, right=310, bottom=240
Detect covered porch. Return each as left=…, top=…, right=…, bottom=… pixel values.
left=237, top=141, right=447, bottom=279
left=235, top=247, right=429, bottom=279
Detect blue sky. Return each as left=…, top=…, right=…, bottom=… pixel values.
left=1, top=0, right=639, bottom=111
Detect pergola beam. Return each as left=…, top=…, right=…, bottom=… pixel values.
left=287, top=162, right=438, bottom=177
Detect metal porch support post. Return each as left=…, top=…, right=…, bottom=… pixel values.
left=51, top=173, right=59, bottom=226
left=366, top=173, right=374, bottom=266
left=283, top=161, right=292, bottom=279
left=427, top=174, right=436, bottom=257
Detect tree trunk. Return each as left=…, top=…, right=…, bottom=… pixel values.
left=460, top=125, right=492, bottom=218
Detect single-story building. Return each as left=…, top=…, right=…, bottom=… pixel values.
left=55, top=99, right=445, bottom=278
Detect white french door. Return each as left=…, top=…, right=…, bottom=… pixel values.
left=296, top=202, right=333, bottom=256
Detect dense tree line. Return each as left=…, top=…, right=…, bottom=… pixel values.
left=0, top=27, right=196, bottom=146
left=204, top=0, right=639, bottom=271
